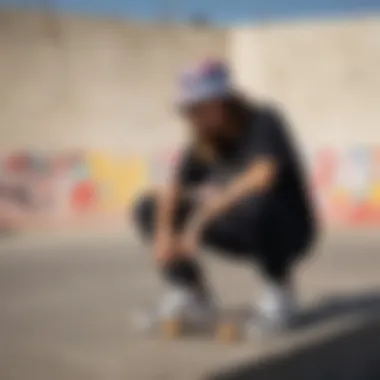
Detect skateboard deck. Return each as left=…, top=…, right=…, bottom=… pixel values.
left=133, top=307, right=251, bottom=344
left=161, top=317, right=242, bottom=343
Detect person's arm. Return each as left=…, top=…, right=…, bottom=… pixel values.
left=155, top=178, right=181, bottom=239
left=186, top=158, right=278, bottom=236
left=154, top=149, right=202, bottom=262
left=182, top=108, right=289, bottom=250
left=153, top=178, right=181, bottom=263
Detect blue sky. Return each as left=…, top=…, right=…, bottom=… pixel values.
left=2, top=0, right=380, bottom=24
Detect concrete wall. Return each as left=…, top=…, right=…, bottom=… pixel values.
left=0, top=10, right=227, bottom=154
left=1, top=11, right=380, bottom=230
left=0, top=11, right=226, bottom=230
left=229, top=16, right=380, bottom=147
left=2, top=12, right=378, bottom=151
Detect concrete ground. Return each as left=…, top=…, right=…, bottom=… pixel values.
left=0, top=231, right=380, bottom=380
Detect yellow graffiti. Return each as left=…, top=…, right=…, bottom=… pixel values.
left=87, top=152, right=149, bottom=213
left=369, top=183, right=380, bottom=206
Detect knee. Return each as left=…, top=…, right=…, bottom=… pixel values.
left=133, top=192, right=157, bottom=238
left=202, top=216, right=247, bottom=254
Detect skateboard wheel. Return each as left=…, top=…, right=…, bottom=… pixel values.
left=216, top=322, right=239, bottom=343
left=162, top=319, right=182, bottom=339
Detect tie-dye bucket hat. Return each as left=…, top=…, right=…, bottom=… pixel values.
left=176, top=59, right=233, bottom=108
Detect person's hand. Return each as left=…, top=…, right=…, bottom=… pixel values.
left=179, top=217, right=203, bottom=257
left=179, top=228, right=200, bottom=258
left=154, top=231, right=176, bottom=264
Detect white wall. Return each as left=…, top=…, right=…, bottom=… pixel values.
left=0, top=10, right=227, bottom=154
left=229, top=16, right=380, bottom=147
left=1, top=11, right=380, bottom=154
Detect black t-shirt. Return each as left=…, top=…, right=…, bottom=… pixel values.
left=176, top=105, right=315, bottom=225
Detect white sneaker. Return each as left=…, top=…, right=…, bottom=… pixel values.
left=246, top=282, right=297, bottom=338
left=132, top=286, right=217, bottom=333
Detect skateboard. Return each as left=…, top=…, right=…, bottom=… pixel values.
left=161, top=317, right=242, bottom=343
left=132, top=307, right=251, bottom=344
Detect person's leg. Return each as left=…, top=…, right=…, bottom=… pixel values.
left=133, top=190, right=191, bottom=239
left=133, top=192, right=215, bottom=322
left=133, top=191, right=313, bottom=327
left=201, top=194, right=265, bottom=256
left=134, top=192, right=206, bottom=289
left=253, top=200, right=315, bottom=330
left=255, top=256, right=297, bottom=330
left=201, top=194, right=313, bottom=330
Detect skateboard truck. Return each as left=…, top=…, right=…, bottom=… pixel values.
left=162, top=318, right=182, bottom=339
left=160, top=317, right=240, bottom=343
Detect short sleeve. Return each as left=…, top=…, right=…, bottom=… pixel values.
left=252, top=107, right=291, bottom=166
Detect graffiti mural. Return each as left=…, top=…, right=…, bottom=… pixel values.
left=1, top=147, right=380, bottom=230
left=0, top=151, right=149, bottom=229
left=311, top=147, right=380, bottom=226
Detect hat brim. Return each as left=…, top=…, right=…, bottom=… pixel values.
left=176, top=83, right=233, bottom=109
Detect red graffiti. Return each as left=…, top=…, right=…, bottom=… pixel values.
left=4, top=152, right=30, bottom=174
left=313, top=149, right=337, bottom=189
left=71, top=180, right=97, bottom=212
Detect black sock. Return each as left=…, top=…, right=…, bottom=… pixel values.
left=162, top=258, right=204, bottom=291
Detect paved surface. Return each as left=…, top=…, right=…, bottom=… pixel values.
left=1, top=232, right=380, bottom=380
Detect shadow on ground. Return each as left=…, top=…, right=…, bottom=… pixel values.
left=207, top=290, right=380, bottom=380
left=294, top=289, right=380, bottom=330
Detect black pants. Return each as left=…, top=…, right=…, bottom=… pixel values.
left=133, top=192, right=314, bottom=287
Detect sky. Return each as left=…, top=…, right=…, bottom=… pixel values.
left=2, top=0, right=380, bottom=24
